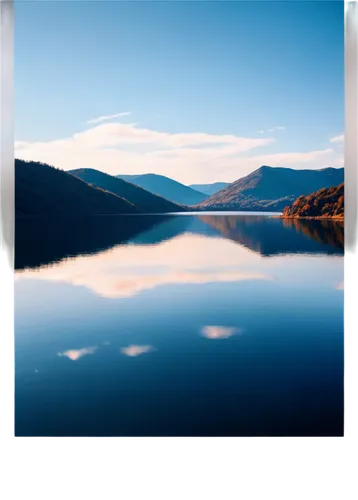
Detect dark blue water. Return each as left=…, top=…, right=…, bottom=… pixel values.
left=15, top=214, right=344, bottom=436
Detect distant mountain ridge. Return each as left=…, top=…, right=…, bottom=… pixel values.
left=16, top=159, right=344, bottom=220
left=116, top=173, right=208, bottom=205
left=70, top=168, right=185, bottom=213
left=189, top=182, right=229, bottom=196
left=15, top=159, right=140, bottom=216
left=197, top=166, right=344, bottom=212
left=282, top=183, right=344, bottom=219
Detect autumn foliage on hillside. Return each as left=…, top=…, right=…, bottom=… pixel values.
left=282, top=183, right=344, bottom=219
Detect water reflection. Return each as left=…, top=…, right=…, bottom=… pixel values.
left=15, top=214, right=344, bottom=299
left=15, top=214, right=171, bottom=270
left=121, top=345, right=155, bottom=357
left=15, top=235, right=273, bottom=298
left=15, top=213, right=344, bottom=437
left=15, top=213, right=343, bottom=272
left=201, top=325, right=243, bottom=339
left=58, top=346, right=97, bottom=361
left=199, top=215, right=344, bottom=255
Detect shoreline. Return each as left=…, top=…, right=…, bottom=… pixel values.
left=279, top=215, right=344, bottom=221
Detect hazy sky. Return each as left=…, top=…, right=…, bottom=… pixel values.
left=15, top=0, right=344, bottom=184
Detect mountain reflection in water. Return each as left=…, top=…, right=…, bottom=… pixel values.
left=15, top=213, right=343, bottom=271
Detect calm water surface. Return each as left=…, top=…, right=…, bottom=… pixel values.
left=15, top=214, right=344, bottom=436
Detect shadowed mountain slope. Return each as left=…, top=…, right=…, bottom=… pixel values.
left=70, top=168, right=185, bottom=213
left=15, top=159, right=140, bottom=216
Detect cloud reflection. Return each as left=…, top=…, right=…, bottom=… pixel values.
left=201, top=325, right=242, bottom=339
left=16, top=234, right=273, bottom=299
left=58, top=346, right=97, bottom=361
left=120, top=345, right=154, bottom=357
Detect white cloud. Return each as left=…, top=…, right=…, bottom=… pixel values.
left=15, top=119, right=343, bottom=183
left=250, top=148, right=335, bottom=166
left=14, top=141, right=31, bottom=150
left=87, top=112, right=132, bottom=124
left=201, top=326, right=242, bottom=339
left=121, top=345, right=154, bottom=357
left=330, top=134, right=344, bottom=144
left=258, top=126, right=285, bottom=134
left=268, top=126, right=286, bottom=133
left=72, top=122, right=273, bottom=150
left=58, top=346, right=97, bottom=361
left=15, top=121, right=276, bottom=183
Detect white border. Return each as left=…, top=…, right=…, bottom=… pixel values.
left=0, top=0, right=13, bottom=255
left=345, top=0, right=358, bottom=249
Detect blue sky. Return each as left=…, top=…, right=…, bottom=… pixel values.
left=14, top=0, right=344, bottom=184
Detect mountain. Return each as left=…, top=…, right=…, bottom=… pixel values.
left=282, top=183, right=344, bottom=219
left=197, top=166, right=344, bottom=212
left=189, top=182, right=229, bottom=196
left=116, top=173, right=208, bottom=205
left=69, top=168, right=185, bottom=213
left=15, top=159, right=140, bottom=216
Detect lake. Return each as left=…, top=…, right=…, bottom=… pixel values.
left=14, top=213, right=344, bottom=436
